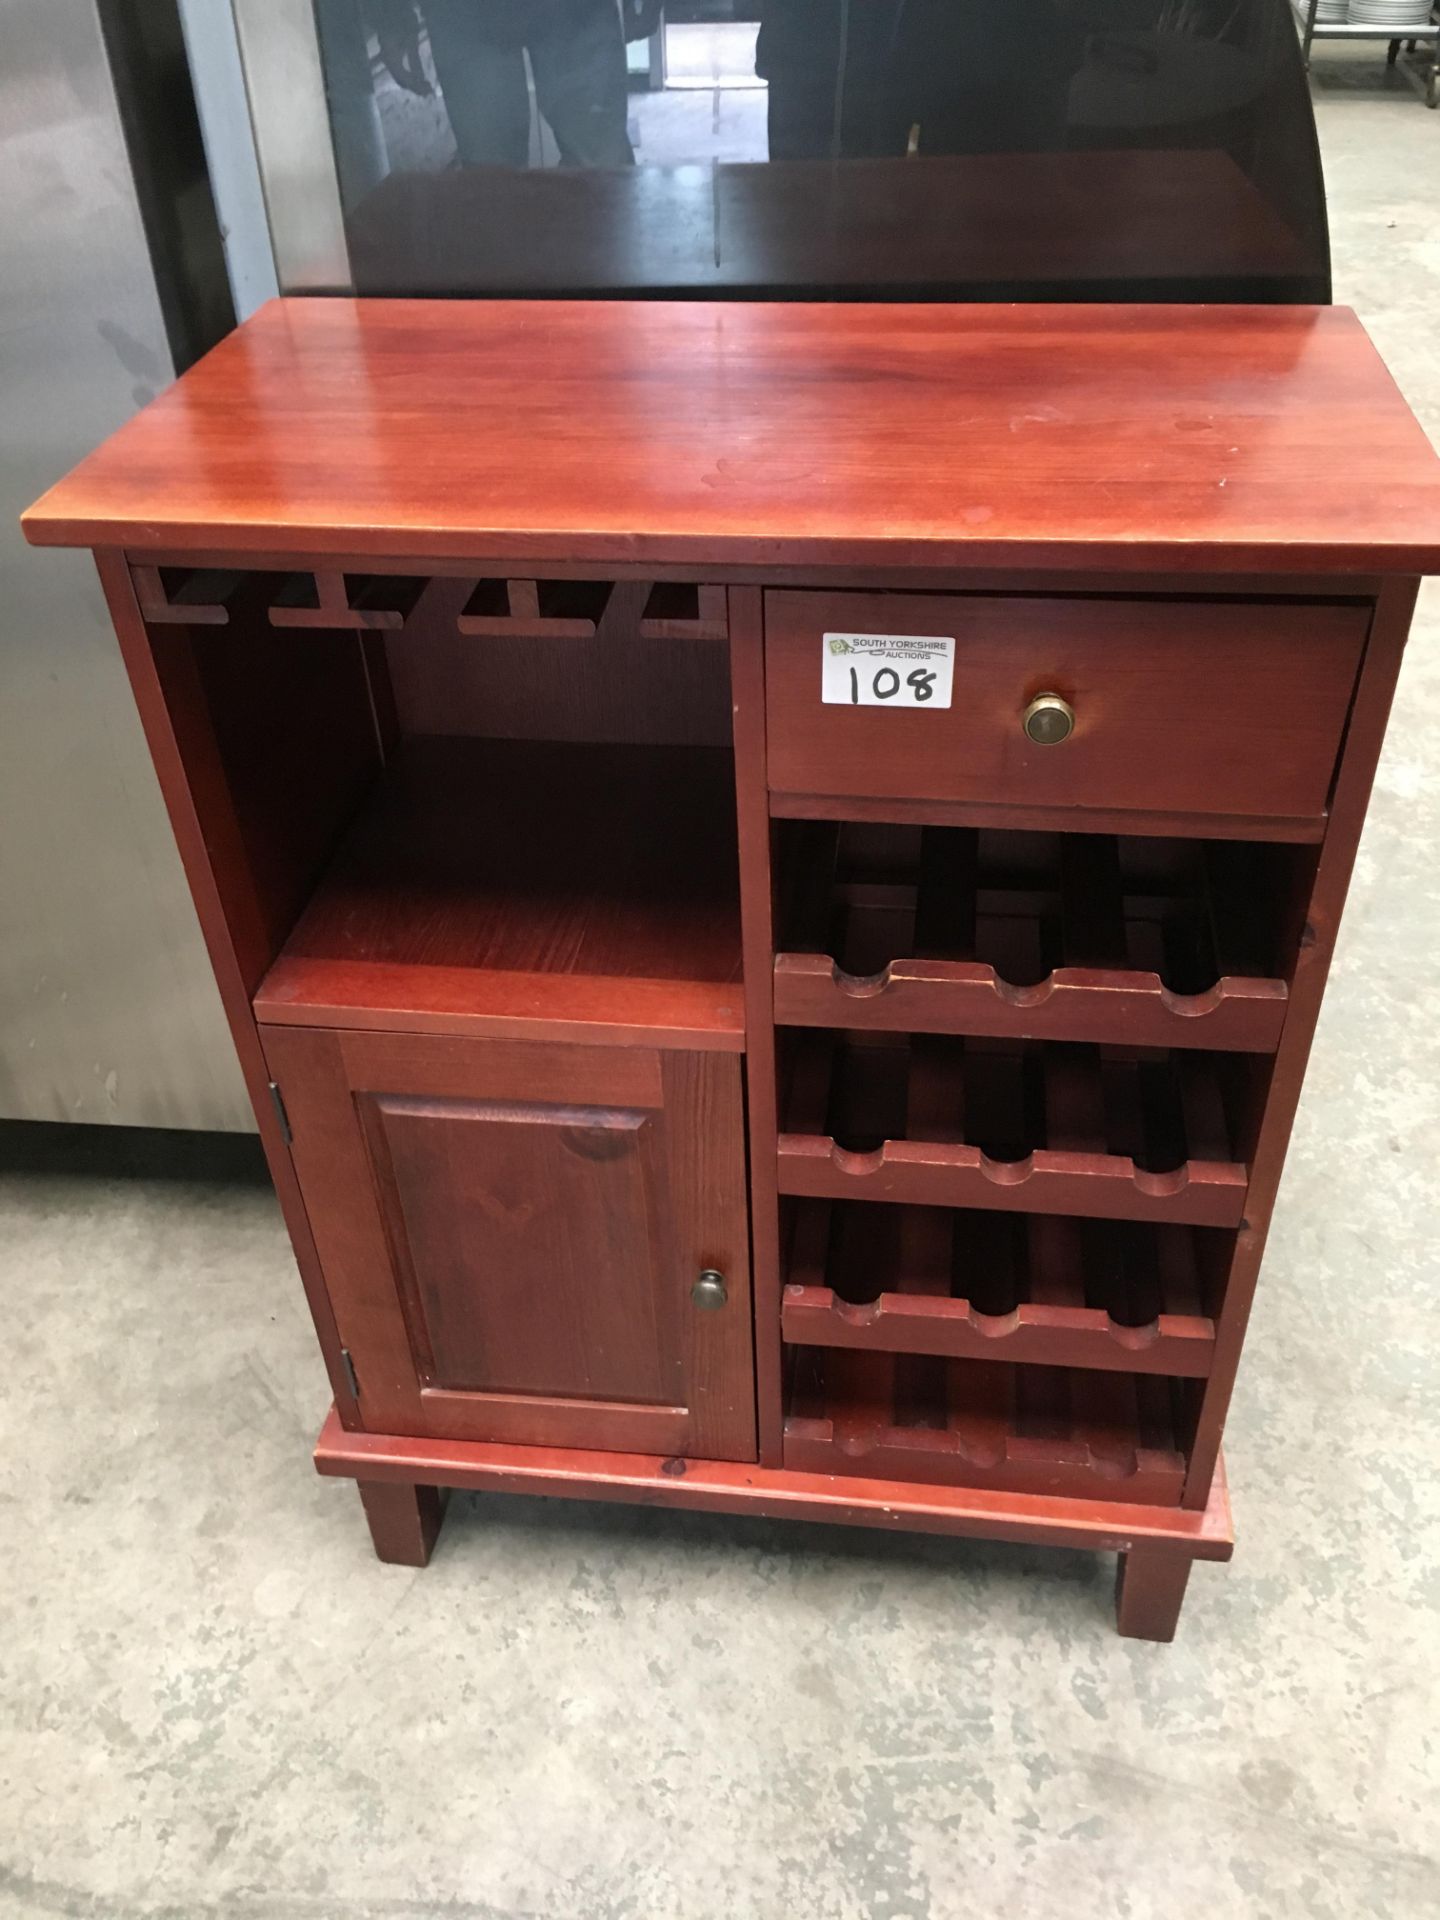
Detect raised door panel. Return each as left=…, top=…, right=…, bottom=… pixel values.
left=365, top=1094, right=676, bottom=1404
left=261, top=1025, right=756, bottom=1461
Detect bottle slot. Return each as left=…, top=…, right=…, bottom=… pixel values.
left=782, top=1199, right=1222, bottom=1376
left=777, top=1030, right=1255, bottom=1226
left=773, top=821, right=1306, bottom=1051
left=785, top=1346, right=1189, bottom=1503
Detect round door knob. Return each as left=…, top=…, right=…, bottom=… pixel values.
left=691, top=1270, right=728, bottom=1311
left=1023, top=692, right=1075, bottom=746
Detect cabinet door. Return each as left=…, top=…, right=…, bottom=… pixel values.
left=261, top=1026, right=756, bottom=1461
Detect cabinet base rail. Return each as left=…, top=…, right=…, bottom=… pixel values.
left=315, top=1408, right=1233, bottom=1640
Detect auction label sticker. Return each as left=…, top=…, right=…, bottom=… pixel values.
left=821, top=633, right=956, bottom=709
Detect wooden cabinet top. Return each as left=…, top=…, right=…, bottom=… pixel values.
left=23, top=297, right=1440, bottom=577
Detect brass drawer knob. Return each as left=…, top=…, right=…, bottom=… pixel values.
left=1023, top=692, right=1075, bottom=745
left=691, top=1269, right=728, bottom=1310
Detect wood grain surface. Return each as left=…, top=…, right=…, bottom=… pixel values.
left=314, top=1407, right=1235, bottom=1560
left=783, top=1346, right=1188, bottom=1504
left=24, top=300, right=1440, bottom=575
left=772, top=819, right=1304, bottom=1052
left=764, top=590, right=1368, bottom=821
left=263, top=1026, right=757, bottom=1461
left=254, top=737, right=744, bottom=1050
left=780, top=1198, right=1220, bottom=1378
left=777, top=1030, right=1251, bottom=1227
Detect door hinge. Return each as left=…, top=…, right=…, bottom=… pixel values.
left=340, top=1347, right=360, bottom=1402
left=266, top=1079, right=292, bottom=1143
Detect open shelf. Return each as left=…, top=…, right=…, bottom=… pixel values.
left=254, top=736, right=744, bottom=1048
left=774, top=821, right=1303, bottom=1051
left=782, top=1199, right=1221, bottom=1377
left=777, top=1030, right=1253, bottom=1225
left=785, top=1347, right=1189, bottom=1503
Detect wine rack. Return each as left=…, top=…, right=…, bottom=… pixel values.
left=765, top=811, right=1309, bottom=1507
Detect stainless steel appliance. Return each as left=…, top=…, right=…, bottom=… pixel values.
left=0, top=0, right=252, bottom=1127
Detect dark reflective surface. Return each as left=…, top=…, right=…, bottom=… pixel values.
left=313, top=1, right=1329, bottom=302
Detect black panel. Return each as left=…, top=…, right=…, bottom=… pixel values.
left=312, top=0, right=1329, bottom=303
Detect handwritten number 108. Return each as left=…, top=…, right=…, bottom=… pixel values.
left=850, top=666, right=938, bottom=705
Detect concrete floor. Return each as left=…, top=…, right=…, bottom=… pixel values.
left=3, top=62, right=1440, bottom=1920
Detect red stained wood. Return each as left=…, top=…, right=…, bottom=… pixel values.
left=132, top=564, right=255, bottom=624
left=267, top=569, right=429, bottom=630
left=127, top=554, right=1396, bottom=604
left=23, top=301, right=1440, bottom=575
left=781, top=1287, right=1212, bottom=1376
left=773, top=822, right=1302, bottom=1058
left=253, top=737, right=744, bottom=1051
left=765, top=591, right=1367, bottom=822
left=262, top=1025, right=756, bottom=1462
left=455, top=576, right=610, bottom=638
left=770, top=789, right=1329, bottom=846
left=182, top=622, right=381, bottom=981
left=774, top=955, right=1288, bottom=1053
left=729, top=587, right=787, bottom=1464
left=777, top=1032, right=1250, bottom=1227
left=91, top=553, right=363, bottom=1429
left=386, top=575, right=733, bottom=750
left=315, top=1406, right=1235, bottom=1562
left=781, top=1200, right=1216, bottom=1377
left=1180, top=580, right=1421, bottom=1507
left=133, top=595, right=382, bottom=993
left=357, top=1480, right=448, bottom=1566
left=639, top=583, right=729, bottom=641
left=781, top=1347, right=1188, bottom=1504
left=134, top=563, right=431, bottom=635
left=370, top=1095, right=680, bottom=1405
left=35, top=297, right=1436, bottom=1638
left=1115, top=1543, right=1195, bottom=1642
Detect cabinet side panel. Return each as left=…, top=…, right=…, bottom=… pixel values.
left=180, top=599, right=381, bottom=984
left=93, top=552, right=359, bottom=1422
left=1183, top=579, right=1418, bottom=1505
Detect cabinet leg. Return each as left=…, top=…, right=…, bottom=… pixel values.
left=1115, top=1545, right=1194, bottom=1642
left=357, top=1479, right=448, bottom=1566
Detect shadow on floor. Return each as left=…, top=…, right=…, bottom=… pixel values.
left=0, top=1118, right=269, bottom=1184
left=411, top=1483, right=1111, bottom=1615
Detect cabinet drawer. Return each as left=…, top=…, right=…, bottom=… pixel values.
left=764, top=592, right=1369, bottom=823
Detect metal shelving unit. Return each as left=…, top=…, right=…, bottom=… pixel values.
left=1293, top=3, right=1440, bottom=105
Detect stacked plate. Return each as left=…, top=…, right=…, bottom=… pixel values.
left=1348, top=0, right=1435, bottom=22
left=1313, top=0, right=1347, bottom=21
